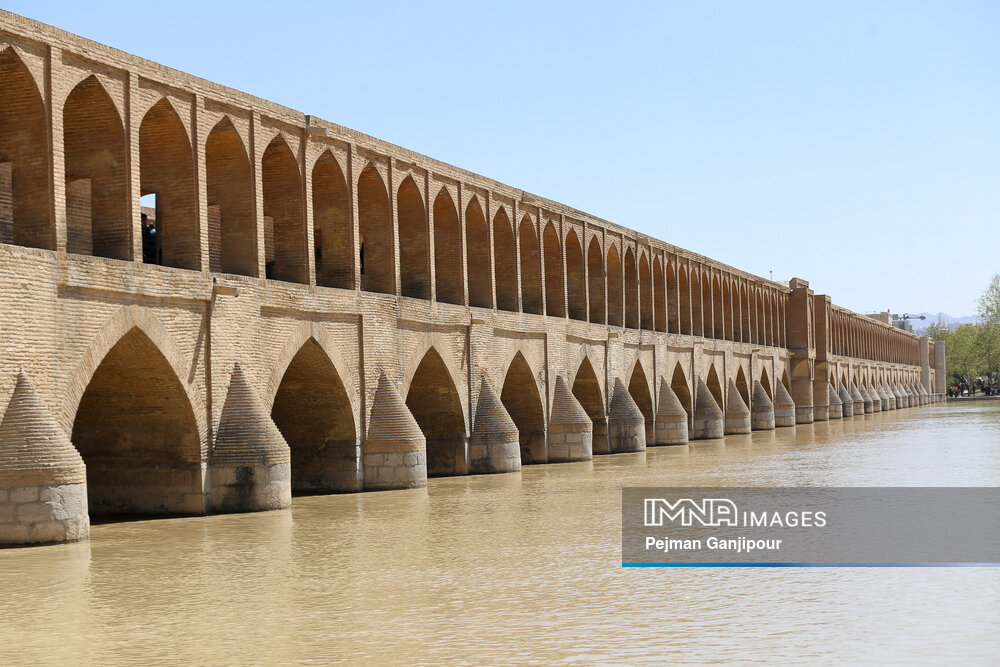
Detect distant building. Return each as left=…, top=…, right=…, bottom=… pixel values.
left=866, top=311, right=918, bottom=333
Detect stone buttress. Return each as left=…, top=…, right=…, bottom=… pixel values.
left=607, top=377, right=646, bottom=453
left=849, top=384, right=865, bottom=415
left=547, top=376, right=593, bottom=462
left=692, top=378, right=724, bottom=440
left=724, top=380, right=751, bottom=435
left=773, top=381, right=796, bottom=427
left=468, top=377, right=521, bottom=474
left=838, top=384, right=854, bottom=417
left=827, top=382, right=844, bottom=419
left=867, top=385, right=881, bottom=412
left=654, top=379, right=688, bottom=445
left=751, top=380, right=775, bottom=431
left=363, top=372, right=427, bottom=490
left=210, top=364, right=292, bottom=512
left=0, top=372, right=89, bottom=545
left=883, top=383, right=897, bottom=410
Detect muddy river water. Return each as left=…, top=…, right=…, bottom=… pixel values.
left=2, top=402, right=998, bottom=664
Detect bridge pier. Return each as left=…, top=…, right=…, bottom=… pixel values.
left=828, top=382, right=844, bottom=419
left=692, top=378, right=724, bottom=440
left=773, top=381, right=796, bottom=427
left=608, top=378, right=646, bottom=453
left=654, top=379, right=689, bottom=445
left=363, top=372, right=427, bottom=491
left=547, top=376, right=593, bottom=462
left=0, top=373, right=89, bottom=545
left=468, top=378, right=521, bottom=474
left=725, top=379, right=751, bottom=435
left=751, top=380, right=775, bottom=430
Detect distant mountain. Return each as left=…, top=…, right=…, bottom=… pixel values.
left=913, top=313, right=978, bottom=335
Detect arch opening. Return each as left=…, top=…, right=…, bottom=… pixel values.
left=311, top=151, right=351, bottom=288
left=543, top=222, right=565, bottom=317
left=0, top=48, right=51, bottom=249
left=466, top=198, right=491, bottom=308
left=493, top=209, right=517, bottom=312
left=735, top=366, right=750, bottom=407
left=139, top=99, right=199, bottom=270
left=406, top=348, right=467, bottom=476
left=271, top=339, right=358, bottom=494
left=624, top=247, right=638, bottom=329
left=679, top=266, right=691, bottom=335
left=706, top=365, right=724, bottom=411
left=653, top=257, right=666, bottom=332
left=712, top=276, right=724, bottom=340
left=433, top=189, right=464, bottom=305
left=666, top=263, right=679, bottom=333
left=670, top=363, right=692, bottom=419
left=760, top=367, right=773, bottom=400
left=63, top=76, right=129, bottom=259
left=566, top=229, right=586, bottom=321
left=606, top=244, right=623, bottom=327
left=587, top=237, right=605, bottom=324
left=628, top=361, right=654, bottom=442
left=206, top=117, right=256, bottom=276
left=519, top=218, right=542, bottom=314
left=357, top=164, right=394, bottom=294
left=500, top=353, right=546, bottom=464
left=572, top=356, right=607, bottom=453
left=639, top=254, right=653, bottom=330
left=260, top=136, right=306, bottom=283
left=691, top=270, right=703, bottom=337
left=71, top=327, right=202, bottom=516
left=397, top=176, right=429, bottom=300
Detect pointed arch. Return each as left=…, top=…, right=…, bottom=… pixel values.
left=63, top=75, right=128, bottom=259
left=311, top=151, right=351, bottom=288
left=606, top=243, right=623, bottom=327
left=260, top=135, right=306, bottom=282
left=712, top=275, right=724, bottom=340
left=754, top=289, right=763, bottom=344
left=671, top=363, right=692, bottom=418
left=722, top=279, right=734, bottom=340
left=624, top=247, right=638, bottom=329
left=667, top=262, right=679, bottom=333
left=679, top=265, right=691, bottom=335
left=466, top=197, right=491, bottom=308
left=740, top=283, right=750, bottom=343
left=140, top=98, right=199, bottom=270
left=690, top=269, right=703, bottom=337
left=493, top=208, right=517, bottom=312
left=782, top=368, right=791, bottom=393
left=397, top=176, right=429, bottom=299
left=357, top=164, right=394, bottom=294
left=706, top=365, right=724, bottom=411
left=406, top=347, right=467, bottom=476
left=735, top=366, right=750, bottom=407
left=500, top=351, right=546, bottom=464
left=587, top=236, right=605, bottom=324
left=639, top=253, right=653, bottom=330
left=572, top=355, right=607, bottom=453
left=628, top=360, right=654, bottom=443
left=206, top=117, right=256, bottom=276
left=760, top=366, right=772, bottom=400
left=519, top=216, right=542, bottom=314
left=71, top=327, right=202, bottom=515
left=0, top=47, right=51, bottom=249
left=566, top=229, right=586, bottom=321
left=271, top=339, right=358, bottom=493
left=543, top=222, right=565, bottom=317
left=653, top=256, right=666, bottom=332
left=434, top=188, right=464, bottom=305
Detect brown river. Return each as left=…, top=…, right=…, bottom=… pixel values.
left=2, top=402, right=999, bottom=664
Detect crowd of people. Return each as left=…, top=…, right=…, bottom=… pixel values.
left=948, top=381, right=999, bottom=397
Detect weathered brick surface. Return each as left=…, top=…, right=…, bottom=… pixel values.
left=0, top=12, right=943, bottom=544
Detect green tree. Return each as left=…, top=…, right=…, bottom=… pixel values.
left=947, top=324, right=983, bottom=386
left=977, top=273, right=1000, bottom=383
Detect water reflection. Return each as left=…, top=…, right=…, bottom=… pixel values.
left=1, top=403, right=998, bottom=663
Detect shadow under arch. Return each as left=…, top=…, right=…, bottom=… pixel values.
left=670, top=362, right=692, bottom=423
left=706, top=364, right=724, bottom=411
left=500, top=351, right=546, bottom=464
left=271, top=338, right=359, bottom=493
left=628, top=359, right=654, bottom=442
left=71, top=326, right=203, bottom=516
left=406, top=347, right=467, bottom=476
left=572, top=355, right=607, bottom=453
left=760, top=366, right=772, bottom=400
left=735, top=365, right=750, bottom=407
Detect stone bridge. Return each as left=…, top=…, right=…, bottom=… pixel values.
left=0, top=12, right=945, bottom=546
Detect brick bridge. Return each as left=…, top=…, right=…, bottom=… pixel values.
left=0, top=12, right=945, bottom=546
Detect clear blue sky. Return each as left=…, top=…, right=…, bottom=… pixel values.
left=12, top=1, right=998, bottom=316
